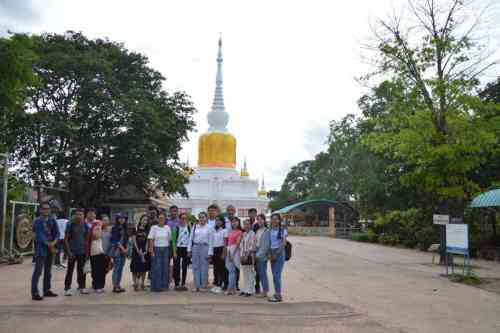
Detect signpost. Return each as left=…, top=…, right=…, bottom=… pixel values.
left=433, top=214, right=450, bottom=225
left=433, top=214, right=449, bottom=265
left=445, top=224, right=470, bottom=275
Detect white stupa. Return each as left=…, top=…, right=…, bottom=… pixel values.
left=169, top=37, right=269, bottom=216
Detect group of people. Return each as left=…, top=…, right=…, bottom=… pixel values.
left=31, top=202, right=289, bottom=303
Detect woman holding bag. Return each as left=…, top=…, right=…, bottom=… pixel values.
left=187, top=212, right=213, bottom=292
left=89, top=223, right=106, bottom=293
left=239, top=219, right=256, bottom=297
left=255, top=214, right=270, bottom=299
left=130, top=220, right=150, bottom=291
left=110, top=213, right=129, bottom=293
left=224, top=217, right=242, bottom=296
left=268, top=213, right=287, bottom=303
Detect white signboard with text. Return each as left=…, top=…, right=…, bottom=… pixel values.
left=433, top=214, right=450, bottom=225
left=446, top=224, right=469, bottom=255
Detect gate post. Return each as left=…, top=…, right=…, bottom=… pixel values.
left=329, top=207, right=336, bottom=237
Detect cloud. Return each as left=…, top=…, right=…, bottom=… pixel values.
left=302, top=124, right=329, bottom=158
left=0, top=0, right=40, bottom=35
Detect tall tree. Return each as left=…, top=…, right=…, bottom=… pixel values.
left=361, top=0, right=499, bottom=215
left=13, top=32, right=196, bottom=207
left=0, top=34, right=36, bottom=152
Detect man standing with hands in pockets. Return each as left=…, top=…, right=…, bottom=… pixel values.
left=31, top=202, right=59, bottom=300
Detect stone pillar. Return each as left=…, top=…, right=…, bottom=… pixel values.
left=329, top=207, right=336, bottom=237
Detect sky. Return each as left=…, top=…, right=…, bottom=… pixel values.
left=1, top=0, right=498, bottom=190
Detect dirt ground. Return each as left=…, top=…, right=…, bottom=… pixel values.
left=0, top=236, right=499, bottom=333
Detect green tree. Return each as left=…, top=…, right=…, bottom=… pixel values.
left=269, top=160, right=314, bottom=211
left=361, top=0, right=499, bottom=215
left=0, top=34, right=36, bottom=152
left=13, top=32, right=196, bottom=207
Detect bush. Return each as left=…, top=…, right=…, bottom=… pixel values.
left=351, top=231, right=377, bottom=243
left=378, top=234, right=400, bottom=246
left=371, top=208, right=436, bottom=248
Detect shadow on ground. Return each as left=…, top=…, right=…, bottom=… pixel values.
left=0, top=301, right=405, bottom=332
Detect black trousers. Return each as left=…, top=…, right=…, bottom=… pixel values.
left=64, top=254, right=86, bottom=290
left=31, top=254, right=53, bottom=296
left=236, top=267, right=240, bottom=289
left=212, top=247, right=228, bottom=288
left=255, top=261, right=261, bottom=293
left=90, top=254, right=106, bottom=290
left=173, top=247, right=189, bottom=287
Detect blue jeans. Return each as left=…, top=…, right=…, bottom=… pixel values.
left=112, top=254, right=126, bottom=287
left=31, top=254, right=53, bottom=296
left=192, top=244, right=209, bottom=289
left=226, top=257, right=238, bottom=291
left=256, top=259, right=269, bottom=293
left=270, top=250, right=285, bottom=296
left=151, top=246, right=170, bottom=291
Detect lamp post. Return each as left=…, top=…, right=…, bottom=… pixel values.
left=0, top=153, right=8, bottom=253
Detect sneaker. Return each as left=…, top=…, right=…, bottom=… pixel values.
left=268, top=295, right=282, bottom=303
left=60, top=263, right=66, bottom=269
left=256, top=293, right=267, bottom=299
left=64, top=290, right=72, bottom=296
left=96, top=289, right=105, bottom=294
left=79, top=288, right=89, bottom=295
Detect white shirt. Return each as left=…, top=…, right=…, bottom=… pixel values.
left=188, top=223, right=214, bottom=255
left=176, top=225, right=190, bottom=248
left=56, top=218, right=69, bottom=240
left=147, top=225, right=172, bottom=247
left=224, top=217, right=233, bottom=231
left=212, top=228, right=227, bottom=248
left=207, top=218, right=216, bottom=229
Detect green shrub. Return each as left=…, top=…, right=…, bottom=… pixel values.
left=351, top=230, right=378, bottom=243
left=371, top=208, right=437, bottom=249
left=415, top=225, right=438, bottom=251
left=378, top=234, right=400, bottom=246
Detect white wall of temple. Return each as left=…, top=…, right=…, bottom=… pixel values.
left=167, top=167, right=269, bottom=216
left=168, top=197, right=269, bottom=217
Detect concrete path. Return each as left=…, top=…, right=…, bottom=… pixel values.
left=0, top=236, right=499, bottom=332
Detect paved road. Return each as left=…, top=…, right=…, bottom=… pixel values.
left=1, top=236, right=499, bottom=332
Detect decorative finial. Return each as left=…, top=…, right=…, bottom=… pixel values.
left=240, top=156, right=250, bottom=177
left=207, top=34, right=229, bottom=132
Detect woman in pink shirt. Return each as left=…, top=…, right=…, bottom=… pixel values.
left=225, top=217, right=242, bottom=295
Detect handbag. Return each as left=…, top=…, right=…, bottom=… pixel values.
left=240, top=254, right=254, bottom=266
left=268, top=248, right=280, bottom=262
left=83, top=259, right=91, bottom=274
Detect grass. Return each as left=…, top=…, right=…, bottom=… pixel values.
left=448, top=272, right=483, bottom=286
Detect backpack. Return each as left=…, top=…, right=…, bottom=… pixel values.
left=278, top=227, right=292, bottom=261
left=285, top=240, right=292, bottom=261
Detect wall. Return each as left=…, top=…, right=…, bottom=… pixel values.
left=287, top=226, right=336, bottom=237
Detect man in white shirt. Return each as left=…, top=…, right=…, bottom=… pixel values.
left=224, top=205, right=236, bottom=230
left=207, top=204, right=219, bottom=229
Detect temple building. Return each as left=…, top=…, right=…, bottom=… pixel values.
left=168, top=37, right=269, bottom=216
